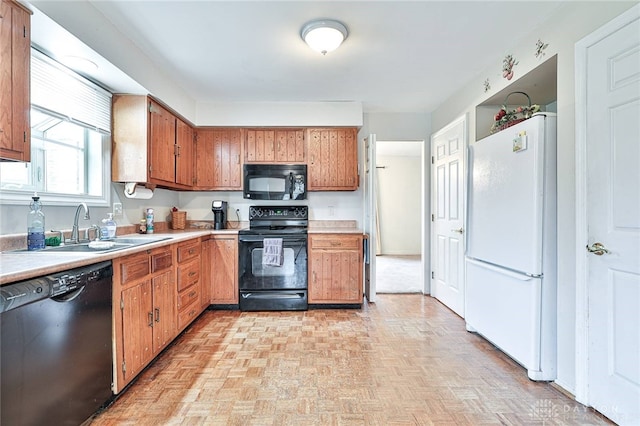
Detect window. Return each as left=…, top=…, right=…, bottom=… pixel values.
left=0, top=49, right=112, bottom=206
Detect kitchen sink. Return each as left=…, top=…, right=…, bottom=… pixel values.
left=42, top=242, right=134, bottom=253
left=10, top=236, right=172, bottom=254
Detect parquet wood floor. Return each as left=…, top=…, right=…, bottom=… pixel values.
left=91, top=295, right=611, bottom=425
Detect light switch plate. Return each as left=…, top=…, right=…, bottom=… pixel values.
left=113, top=202, right=123, bottom=216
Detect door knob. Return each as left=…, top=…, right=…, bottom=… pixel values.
left=586, top=242, right=610, bottom=256
left=452, top=228, right=464, bottom=234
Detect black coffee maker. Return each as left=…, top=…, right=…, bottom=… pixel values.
left=211, top=200, right=228, bottom=230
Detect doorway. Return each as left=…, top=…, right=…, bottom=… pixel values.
left=374, top=140, right=424, bottom=294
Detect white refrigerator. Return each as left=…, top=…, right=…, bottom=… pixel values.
left=465, top=113, right=557, bottom=381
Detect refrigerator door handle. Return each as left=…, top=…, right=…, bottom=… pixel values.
left=466, top=257, right=538, bottom=281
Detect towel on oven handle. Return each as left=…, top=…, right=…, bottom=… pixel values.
left=262, top=238, right=284, bottom=266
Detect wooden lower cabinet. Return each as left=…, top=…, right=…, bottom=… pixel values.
left=210, top=235, right=238, bottom=305
left=176, top=239, right=201, bottom=331
left=308, top=234, right=363, bottom=304
left=113, top=247, right=176, bottom=392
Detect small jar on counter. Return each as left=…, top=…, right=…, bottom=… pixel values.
left=138, top=219, right=147, bottom=234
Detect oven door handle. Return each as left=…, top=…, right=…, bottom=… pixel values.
left=239, top=236, right=307, bottom=243
left=241, top=292, right=306, bottom=300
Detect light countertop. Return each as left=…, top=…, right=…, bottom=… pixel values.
left=0, top=229, right=238, bottom=285
left=1, top=221, right=364, bottom=285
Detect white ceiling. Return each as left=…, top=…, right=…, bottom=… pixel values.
left=27, top=0, right=570, bottom=114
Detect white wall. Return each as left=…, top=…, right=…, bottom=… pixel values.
left=178, top=190, right=363, bottom=226
left=196, top=102, right=363, bottom=127
left=0, top=185, right=179, bottom=235
left=376, top=153, right=422, bottom=255
left=430, top=1, right=637, bottom=395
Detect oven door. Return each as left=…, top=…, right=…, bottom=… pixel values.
left=238, top=234, right=308, bottom=311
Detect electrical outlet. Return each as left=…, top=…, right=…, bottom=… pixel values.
left=113, top=202, right=123, bottom=216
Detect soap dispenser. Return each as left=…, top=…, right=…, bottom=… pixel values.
left=104, top=213, right=117, bottom=239
left=100, top=213, right=117, bottom=240
left=27, top=193, right=45, bottom=250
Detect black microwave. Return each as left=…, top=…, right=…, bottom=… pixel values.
left=243, top=164, right=307, bottom=200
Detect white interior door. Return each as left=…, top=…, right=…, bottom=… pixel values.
left=363, top=134, right=377, bottom=303
left=430, top=116, right=466, bottom=317
left=577, top=5, right=640, bottom=424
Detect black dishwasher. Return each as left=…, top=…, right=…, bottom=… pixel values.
left=0, top=261, right=113, bottom=426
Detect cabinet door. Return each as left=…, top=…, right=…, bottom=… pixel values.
left=121, top=279, right=154, bottom=382
left=245, top=129, right=275, bottom=163
left=0, top=1, right=30, bottom=162
left=211, top=236, right=238, bottom=304
left=213, top=128, right=242, bottom=189
left=245, top=128, right=305, bottom=163
left=195, top=128, right=242, bottom=190
left=308, top=128, right=358, bottom=190
left=148, top=100, right=176, bottom=184
left=194, top=129, right=215, bottom=188
left=175, top=118, right=194, bottom=187
left=276, top=129, right=305, bottom=163
left=152, top=269, right=176, bottom=353
left=201, top=238, right=213, bottom=309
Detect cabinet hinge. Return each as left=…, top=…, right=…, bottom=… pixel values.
left=23, top=131, right=26, bottom=143
left=431, top=156, right=434, bottom=164
left=431, top=271, right=435, bottom=279
left=120, top=299, right=124, bottom=310
left=431, top=214, right=434, bottom=222
left=122, top=361, right=126, bottom=373
left=23, top=26, right=27, bottom=38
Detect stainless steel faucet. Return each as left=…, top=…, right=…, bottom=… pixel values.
left=70, top=202, right=90, bottom=244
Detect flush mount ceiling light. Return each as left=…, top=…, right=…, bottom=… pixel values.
left=301, top=19, right=348, bottom=55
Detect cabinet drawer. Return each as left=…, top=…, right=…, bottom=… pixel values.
left=151, top=248, right=173, bottom=272
left=310, top=235, right=361, bottom=250
left=177, top=285, right=199, bottom=310
left=177, top=240, right=201, bottom=263
left=119, top=252, right=150, bottom=283
left=177, top=297, right=201, bottom=329
left=177, top=258, right=200, bottom=291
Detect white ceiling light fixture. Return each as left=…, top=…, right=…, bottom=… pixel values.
left=301, top=19, right=348, bottom=55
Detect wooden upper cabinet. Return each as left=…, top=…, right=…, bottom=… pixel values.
left=307, top=128, right=358, bottom=190
left=245, top=128, right=305, bottom=163
left=175, top=118, right=194, bottom=186
left=0, top=0, right=31, bottom=162
left=112, top=95, right=194, bottom=189
left=148, top=100, right=176, bottom=184
left=194, top=128, right=242, bottom=190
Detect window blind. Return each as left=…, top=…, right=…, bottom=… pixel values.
left=31, top=49, right=112, bottom=133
